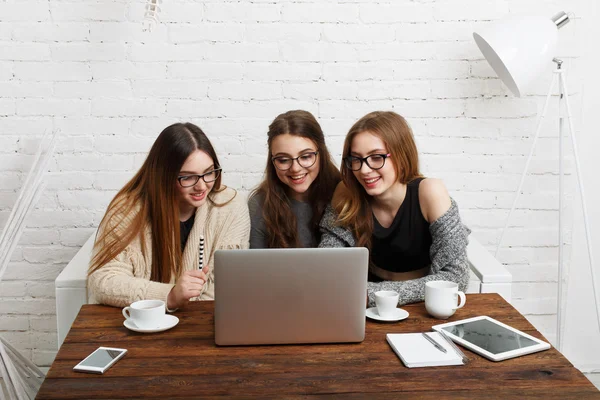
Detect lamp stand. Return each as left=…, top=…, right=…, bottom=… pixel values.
left=494, top=59, right=600, bottom=351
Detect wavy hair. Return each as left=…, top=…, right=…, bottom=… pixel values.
left=89, top=122, right=229, bottom=283
left=336, top=111, right=422, bottom=250
left=251, top=110, right=341, bottom=248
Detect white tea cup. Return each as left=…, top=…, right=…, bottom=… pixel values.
left=122, top=299, right=166, bottom=329
left=374, top=290, right=400, bottom=318
left=425, top=281, right=466, bottom=319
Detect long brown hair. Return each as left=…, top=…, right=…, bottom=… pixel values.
left=89, top=122, right=224, bottom=283
left=336, top=111, right=422, bottom=249
left=251, top=110, right=341, bottom=248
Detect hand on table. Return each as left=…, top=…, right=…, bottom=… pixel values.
left=167, top=268, right=208, bottom=309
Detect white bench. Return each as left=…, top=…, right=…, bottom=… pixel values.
left=55, top=232, right=511, bottom=348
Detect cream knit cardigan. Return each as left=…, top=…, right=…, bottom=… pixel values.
left=88, top=187, right=250, bottom=308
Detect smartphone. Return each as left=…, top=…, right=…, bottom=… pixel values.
left=73, top=347, right=127, bottom=374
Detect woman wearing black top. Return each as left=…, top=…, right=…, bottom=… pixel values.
left=319, top=111, right=470, bottom=307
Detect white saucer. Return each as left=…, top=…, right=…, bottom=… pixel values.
left=123, top=314, right=179, bottom=333
left=366, top=307, right=409, bottom=322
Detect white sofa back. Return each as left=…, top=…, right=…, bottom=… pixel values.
left=55, top=232, right=511, bottom=348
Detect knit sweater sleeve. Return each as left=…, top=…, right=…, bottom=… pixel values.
left=197, top=191, right=250, bottom=300
left=87, top=227, right=174, bottom=308
left=88, top=253, right=174, bottom=308
left=217, top=194, right=251, bottom=251
left=366, top=198, right=471, bottom=307
left=317, top=205, right=356, bottom=248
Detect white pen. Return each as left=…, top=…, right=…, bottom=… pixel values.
left=422, top=332, right=447, bottom=353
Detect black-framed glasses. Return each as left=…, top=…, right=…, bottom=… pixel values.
left=271, top=151, right=318, bottom=171
left=177, top=168, right=222, bottom=187
left=343, top=154, right=391, bottom=171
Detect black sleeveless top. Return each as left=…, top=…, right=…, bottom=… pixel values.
left=371, top=178, right=432, bottom=276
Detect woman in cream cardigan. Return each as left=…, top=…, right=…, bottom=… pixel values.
left=88, top=122, right=250, bottom=310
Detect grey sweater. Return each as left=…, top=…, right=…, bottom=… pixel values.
left=248, top=194, right=316, bottom=249
left=318, top=199, right=470, bottom=307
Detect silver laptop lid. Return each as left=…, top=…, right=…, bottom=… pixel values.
left=214, top=248, right=368, bottom=345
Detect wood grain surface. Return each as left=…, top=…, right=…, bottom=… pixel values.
left=36, top=294, right=600, bottom=399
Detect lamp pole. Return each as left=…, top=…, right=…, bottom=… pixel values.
left=556, top=58, right=565, bottom=351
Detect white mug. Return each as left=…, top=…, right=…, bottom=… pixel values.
left=122, top=299, right=166, bottom=329
left=425, top=281, right=466, bottom=319
left=374, top=290, right=400, bottom=318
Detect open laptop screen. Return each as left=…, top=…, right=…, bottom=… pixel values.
left=214, top=247, right=369, bottom=346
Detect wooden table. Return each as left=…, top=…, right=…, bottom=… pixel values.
left=37, top=294, right=600, bottom=399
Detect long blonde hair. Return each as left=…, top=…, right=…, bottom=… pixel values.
left=89, top=123, right=225, bottom=283
left=336, top=111, right=422, bottom=249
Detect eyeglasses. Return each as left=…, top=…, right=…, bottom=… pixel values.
left=177, top=168, right=222, bottom=187
left=343, top=154, right=391, bottom=171
left=271, top=151, right=318, bottom=171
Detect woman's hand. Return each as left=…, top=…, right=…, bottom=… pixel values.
left=167, top=269, right=208, bottom=309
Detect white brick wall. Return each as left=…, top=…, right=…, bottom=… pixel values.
left=0, top=0, right=594, bottom=378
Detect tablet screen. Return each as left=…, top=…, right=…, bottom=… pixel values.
left=441, top=318, right=539, bottom=354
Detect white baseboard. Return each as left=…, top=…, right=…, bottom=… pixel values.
left=583, top=371, right=600, bottom=391
left=578, top=364, right=600, bottom=373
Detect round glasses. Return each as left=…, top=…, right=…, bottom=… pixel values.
left=343, top=154, right=391, bottom=171
left=271, top=151, right=318, bottom=171
left=177, top=168, right=222, bottom=187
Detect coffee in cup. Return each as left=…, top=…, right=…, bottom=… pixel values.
left=425, top=281, right=466, bottom=319
left=122, top=299, right=166, bottom=329
left=374, top=290, right=400, bottom=318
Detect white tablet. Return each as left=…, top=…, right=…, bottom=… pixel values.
left=432, top=316, right=551, bottom=362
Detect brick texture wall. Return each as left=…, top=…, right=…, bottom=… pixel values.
left=0, top=0, right=589, bottom=372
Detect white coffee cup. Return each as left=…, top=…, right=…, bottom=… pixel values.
left=374, top=290, right=400, bottom=318
left=122, top=299, right=166, bottom=329
left=425, top=281, right=466, bottom=319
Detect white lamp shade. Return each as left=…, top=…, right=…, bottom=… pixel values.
left=473, top=16, right=559, bottom=97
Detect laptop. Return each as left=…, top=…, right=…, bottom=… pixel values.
left=214, top=247, right=369, bottom=346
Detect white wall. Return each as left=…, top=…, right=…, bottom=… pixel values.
left=566, top=0, right=600, bottom=383
left=0, top=0, right=594, bottom=373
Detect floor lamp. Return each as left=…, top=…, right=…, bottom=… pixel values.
left=473, top=11, right=600, bottom=351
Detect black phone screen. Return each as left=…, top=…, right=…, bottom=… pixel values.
left=79, top=348, right=126, bottom=368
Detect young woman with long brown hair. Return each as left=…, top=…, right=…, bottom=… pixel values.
left=248, top=110, right=340, bottom=248
left=319, top=111, right=470, bottom=307
left=88, top=123, right=250, bottom=310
